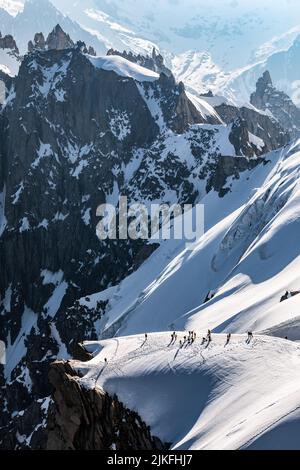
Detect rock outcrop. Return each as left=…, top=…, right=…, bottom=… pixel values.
left=47, top=361, right=166, bottom=450
left=46, top=24, right=74, bottom=51
left=0, top=32, right=19, bottom=54
left=215, top=102, right=290, bottom=156
left=250, top=71, right=300, bottom=139
left=28, top=33, right=46, bottom=53
left=27, top=25, right=96, bottom=55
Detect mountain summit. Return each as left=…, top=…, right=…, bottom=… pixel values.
left=251, top=70, right=300, bottom=138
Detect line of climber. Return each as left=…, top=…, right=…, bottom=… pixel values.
left=140, top=330, right=255, bottom=351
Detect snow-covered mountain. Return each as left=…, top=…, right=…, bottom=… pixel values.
left=73, top=139, right=300, bottom=339
left=172, top=33, right=300, bottom=109
left=220, top=34, right=300, bottom=107
left=1, top=0, right=300, bottom=108
left=51, top=0, right=300, bottom=71
left=0, top=0, right=159, bottom=57
left=0, top=0, right=23, bottom=16
left=171, top=51, right=230, bottom=98
left=1, top=0, right=300, bottom=453
left=250, top=71, right=300, bottom=139
left=46, top=138, right=300, bottom=451
left=0, top=0, right=107, bottom=55
left=0, top=32, right=293, bottom=449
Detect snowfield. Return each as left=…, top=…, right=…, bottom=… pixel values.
left=75, top=333, right=300, bottom=450
left=89, top=55, right=159, bottom=82
left=0, top=49, right=20, bottom=76
left=68, top=140, right=300, bottom=450
left=87, top=142, right=300, bottom=339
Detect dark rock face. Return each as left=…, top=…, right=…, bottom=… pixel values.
left=216, top=103, right=290, bottom=156
left=250, top=71, right=300, bottom=139
left=87, top=46, right=96, bottom=57
left=0, top=45, right=290, bottom=449
left=47, top=361, right=166, bottom=450
left=206, top=154, right=266, bottom=197
left=27, top=25, right=96, bottom=56
left=0, top=396, right=50, bottom=449
left=28, top=33, right=46, bottom=53
left=0, top=32, right=19, bottom=54
left=46, top=24, right=74, bottom=51
left=28, top=26, right=73, bottom=53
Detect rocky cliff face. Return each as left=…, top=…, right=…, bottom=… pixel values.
left=215, top=102, right=290, bottom=157
left=0, top=31, right=21, bottom=76
left=250, top=71, right=300, bottom=139
left=47, top=361, right=166, bottom=450
left=0, top=33, right=19, bottom=54
left=46, top=24, right=74, bottom=51
left=28, top=24, right=96, bottom=56
left=0, top=35, right=293, bottom=449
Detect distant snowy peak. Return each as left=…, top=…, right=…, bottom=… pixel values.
left=82, top=7, right=159, bottom=57
left=0, top=0, right=23, bottom=16
left=0, top=0, right=107, bottom=55
left=221, top=34, right=300, bottom=107
left=171, top=32, right=300, bottom=111
left=171, top=50, right=229, bottom=97
left=254, top=25, right=300, bottom=62
left=89, top=55, right=159, bottom=82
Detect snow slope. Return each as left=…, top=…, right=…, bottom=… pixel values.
left=79, top=139, right=300, bottom=345
left=172, top=51, right=230, bottom=97
left=83, top=145, right=282, bottom=338
left=89, top=55, right=159, bottom=82
left=75, top=333, right=300, bottom=450
left=186, top=91, right=223, bottom=123
left=0, top=49, right=20, bottom=76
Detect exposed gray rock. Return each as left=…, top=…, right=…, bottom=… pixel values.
left=216, top=103, right=290, bottom=156
left=0, top=32, right=19, bottom=54
left=28, top=33, right=46, bottom=53
left=46, top=24, right=74, bottom=51
left=250, top=71, right=300, bottom=139
left=47, top=361, right=166, bottom=450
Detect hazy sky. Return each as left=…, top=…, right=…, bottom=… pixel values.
left=83, top=0, right=300, bottom=67
left=2, top=0, right=300, bottom=69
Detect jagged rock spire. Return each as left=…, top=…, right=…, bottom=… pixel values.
left=46, top=24, right=74, bottom=51
left=251, top=70, right=300, bottom=139
left=27, top=25, right=96, bottom=55
left=28, top=32, right=46, bottom=53
left=0, top=33, right=19, bottom=54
